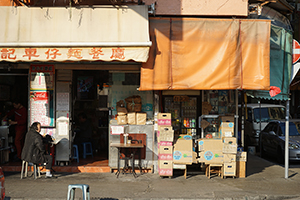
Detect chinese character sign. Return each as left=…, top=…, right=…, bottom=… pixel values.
left=0, top=47, right=149, bottom=62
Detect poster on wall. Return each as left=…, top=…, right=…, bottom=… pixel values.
left=30, top=65, right=55, bottom=127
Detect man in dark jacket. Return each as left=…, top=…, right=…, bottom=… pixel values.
left=21, top=122, right=54, bottom=178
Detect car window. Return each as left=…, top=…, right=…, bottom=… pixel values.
left=253, top=107, right=285, bottom=123
left=279, top=122, right=300, bottom=136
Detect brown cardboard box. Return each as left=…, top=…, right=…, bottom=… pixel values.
left=219, top=126, right=234, bottom=137
left=159, top=145, right=173, bottom=154
left=223, top=154, right=236, bottom=163
left=223, top=143, right=238, bottom=154
left=222, top=137, right=237, bottom=144
left=236, top=161, right=246, bottom=178
left=159, top=160, right=173, bottom=169
left=117, top=115, right=127, bottom=125
left=219, top=116, right=234, bottom=123
left=173, top=138, right=193, bottom=164
left=222, top=137, right=237, bottom=154
left=198, top=139, right=223, bottom=152
left=158, top=126, right=174, bottom=142
left=199, top=150, right=224, bottom=164
left=158, top=113, right=171, bottom=126
left=136, top=113, right=147, bottom=125
left=236, top=151, right=247, bottom=162
left=223, top=162, right=236, bottom=176
left=134, top=103, right=142, bottom=112
left=127, top=112, right=136, bottom=125
left=117, top=107, right=127, bottom=114
left=158, top=154, right=173, bottom=160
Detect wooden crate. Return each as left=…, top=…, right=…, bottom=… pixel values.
left=236, top=161, right=246, bottom=178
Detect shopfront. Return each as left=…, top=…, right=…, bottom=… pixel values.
left=0, top=5, right=152, bottom=166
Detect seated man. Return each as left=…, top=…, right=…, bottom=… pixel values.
left=21, top=122, right=54, bottom=178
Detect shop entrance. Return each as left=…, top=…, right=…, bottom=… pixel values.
left=0, top=69, right=28, bottom=163
left=72, top=70, right=110, bottom=163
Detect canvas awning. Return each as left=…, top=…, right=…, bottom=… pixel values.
left=246, top=25, right=292, bottom=100
left=140, top=18, right=271, bottom=91
left=0, top=6, right=151, bottom=62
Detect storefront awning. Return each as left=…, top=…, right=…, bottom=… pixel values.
left=140, top=18, right=271, bottom=91
left=0, top=6, right=151, bottom=62
left=246, top=25, right=292, bottom=100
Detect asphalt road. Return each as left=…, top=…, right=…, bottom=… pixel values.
left=3, top=154, right=300, bottom=200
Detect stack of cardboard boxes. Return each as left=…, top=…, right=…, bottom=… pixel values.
left=198, top=116, right=247, bottom=178
left=157, top=113, right=174, bottom=177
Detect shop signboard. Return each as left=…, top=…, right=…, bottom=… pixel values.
left=29, top=64, right=55, bottom=127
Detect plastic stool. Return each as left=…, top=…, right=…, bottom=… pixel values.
left=72, top=145, right=79, bottom=163
left=67, top=184, right=90, bottom=200
left=82, top=142, right=93, bottom=159
left=20, top=160, right=41, bottom=179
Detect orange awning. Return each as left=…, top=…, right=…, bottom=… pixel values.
left=140, top=18, right=271, bottom=91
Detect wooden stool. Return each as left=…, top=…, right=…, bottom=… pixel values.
left=205, top=164, right=223, bottom=179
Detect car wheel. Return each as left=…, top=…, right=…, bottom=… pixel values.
left=277, top=147, right=284, bottom=164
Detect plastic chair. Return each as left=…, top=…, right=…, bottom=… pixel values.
left=67, top=184, right=90, bottom=200
left=82, top=142, right=93, bottom=159
left=20, top=160, right=41, bottom=179
left=72, top=145, right=79, bottom=163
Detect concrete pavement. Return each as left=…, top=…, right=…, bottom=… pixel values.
left=3, top=154, right=300, bottom=200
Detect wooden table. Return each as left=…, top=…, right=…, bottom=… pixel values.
left=110, top=143, right=144, bottom=178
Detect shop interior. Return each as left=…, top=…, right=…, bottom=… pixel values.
left=0, top=69, right=28, bottom=162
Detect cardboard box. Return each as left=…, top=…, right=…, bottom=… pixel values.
left=127, top=112, right=136, bottom=125
left=158, top=154, right=173, bottom=160
left=223, top=137, right=237, bottom=144
left=219, top=126, right=234, bottom=137
left=136, top=113, right=147, bottom=125
left=199, top=150, right=224, bottom=164
left=158, top=141, right=173, bottom=147
left=117, top=115, right=127, bottom=125
left=158, top=126, right=174, bottom=142
left=159, top=145, right=173, bottom=154
left=158, top=113, right=171, bottom=126
left=173, top=150, right=193, bottom=164
left=198, top=139, right=223, bottom=152
left=223, top=162, right=236, bottom=176
left=219, top=116, right=234, bottom=137
left=223, top=143, right=237, bottom=154
left=223, top=154, right=236, bottom=163
left=236, top=151, right=247, bottom=162
left=158, top=168, right=173, bottom=176
left=177, top=134, right=193, bottom=141
left=219, top=116, right=234, bottom=123
left=117, top=107, right=127, bottom=114
left=159, top=160, right=173, bottom=169
left=173, top=136, right=193, bottom=164
left=158, top=160, right=173, bottom=176
left=236, top=161, right=246, bottom=178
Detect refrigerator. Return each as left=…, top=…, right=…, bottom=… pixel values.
left=163, top=96, right=198, bottom=137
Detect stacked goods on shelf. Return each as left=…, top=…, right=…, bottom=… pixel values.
left=157, top=113, right=173, bottom=177
left=197, top=115, right=247, bottom=178
left=116, top=96, right=147, bottom=125
left=222, top=137, right=237, bottom=177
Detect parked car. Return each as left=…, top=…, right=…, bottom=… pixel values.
left=238, top=104, right=286, bottom=149
left=260, top=120, right=300, bottom=163
left=0, top=167, right=5, bottom=200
